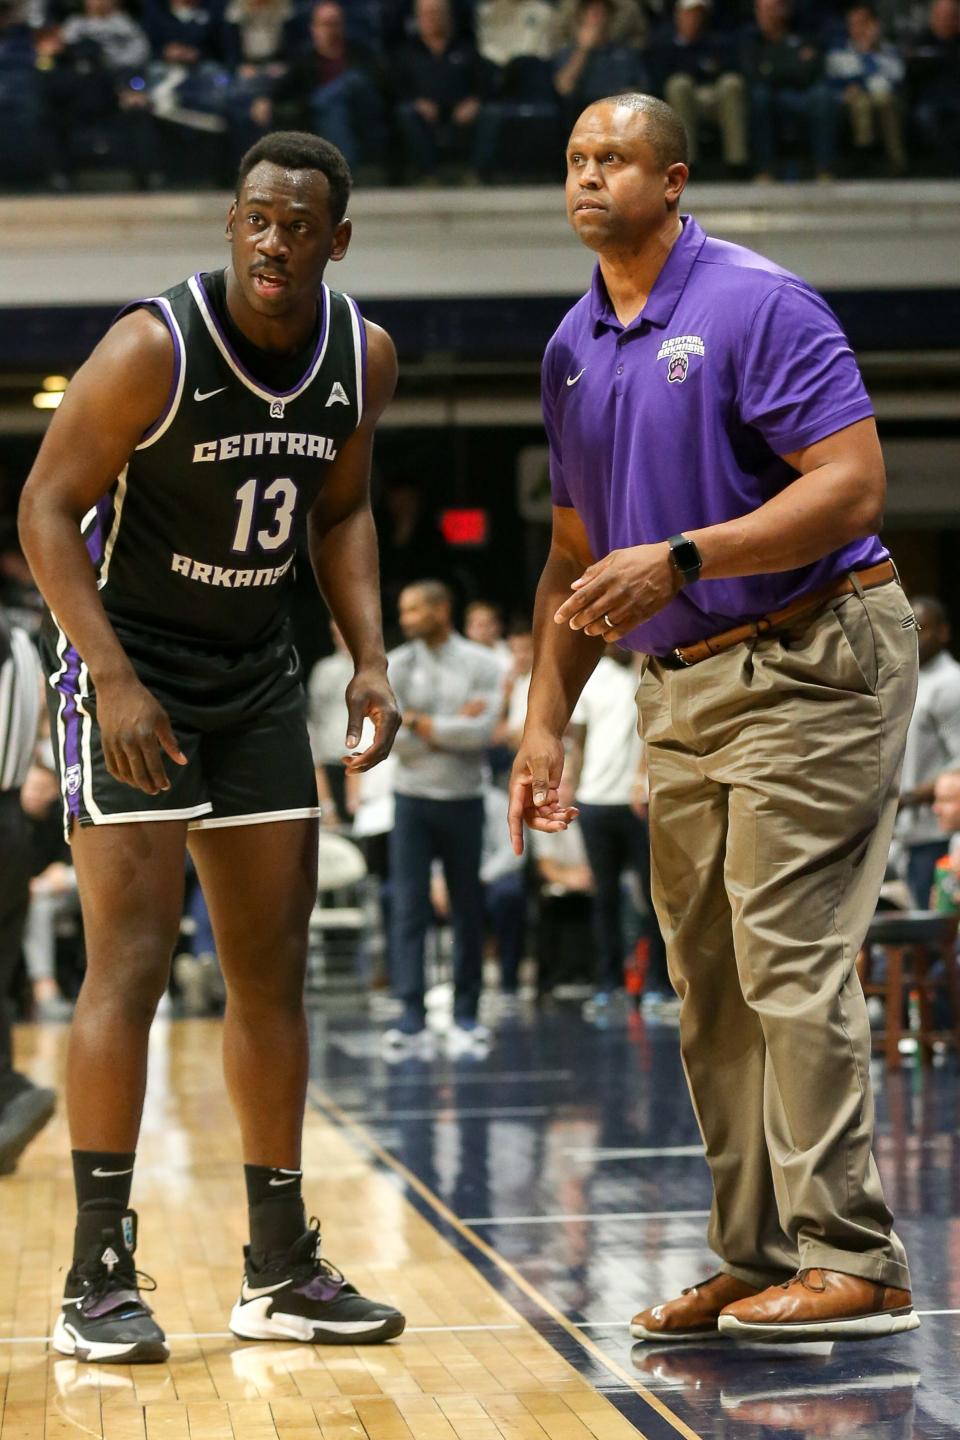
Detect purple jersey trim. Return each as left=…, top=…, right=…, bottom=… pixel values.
left=114, top=297, right=185, bottom=443
left=347, top=295, right=367, bottom=421
left=83, top=494, right=113, bottom=569
left=193, top=272, right=330, bottom=400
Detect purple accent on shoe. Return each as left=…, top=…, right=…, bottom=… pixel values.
left=295, top=1272, right=344, bottom=1303
left=82, top=1288, right=149, bottom=1319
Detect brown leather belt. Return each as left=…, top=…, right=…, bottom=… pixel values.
left=658, top=559, right=898, bottom=669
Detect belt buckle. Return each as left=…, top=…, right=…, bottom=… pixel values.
left=671, top=648, right=692, bottom=668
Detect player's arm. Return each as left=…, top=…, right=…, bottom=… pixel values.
left=508, top=504, right=604, bottom=856
left=554, top=418, right=885, bottom=641
left=18, top=311, right=188, bottom=796
left=307, top=319, right=400, bottom=774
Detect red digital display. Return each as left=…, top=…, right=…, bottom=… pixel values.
left=440, top=509, right=488, bottom=547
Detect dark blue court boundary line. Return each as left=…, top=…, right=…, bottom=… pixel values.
left=307, top=1082, right=703, bottom=1440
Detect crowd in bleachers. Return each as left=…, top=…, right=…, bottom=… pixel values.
left=0, top=0, right=957, bottom=190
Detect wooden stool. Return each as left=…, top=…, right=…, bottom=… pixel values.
left=860, top=911, right=960, bottom=1069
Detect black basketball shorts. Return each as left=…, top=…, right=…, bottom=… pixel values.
left=41, top=618, right=320, bottom=838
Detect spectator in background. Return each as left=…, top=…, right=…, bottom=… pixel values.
left=475, top=0, right=556, bottom=65
left=907, top=0, right=960, bottom=174
left=825, top=2, right=906, bottom=173
left=503, top=620, right=534, bottom=750
left=247, top=0, right=384, bottom=170
left=61, top=0, right=150, bottom=75
left=224, top=0, right=292, bottom=68
left=740, top=0, right=837, bottom=179
left=21, top=761, right=77, bottom=1023
left=142, top=0, right=228, bottom=67
left=465, top=599, right=512, bottom=671
left=528, top=771, right=594, bottom=995
left=480, top=784, right=528, bottom=1006
left=649, top=0, right=747, bottom=172
left=567, top=645, right=674, bottom=1017
left=896, top=596, right=960, bottom=907
left=0, top=610, right=55, bottom=1174
left=307, top=618, right=353, bottom=825
left=384, top=580, right=504, bottom=1052
left=553, top=0, right=649, bottom=120
left=393, top=0, right=488, bottom=181
left=0, top=1, right=54, bottom=186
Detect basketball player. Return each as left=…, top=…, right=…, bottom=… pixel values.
left=18, top=132, right=404, bottom=1363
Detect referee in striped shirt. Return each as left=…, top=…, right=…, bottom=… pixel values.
left=0, top=607, right=55, bottom=1174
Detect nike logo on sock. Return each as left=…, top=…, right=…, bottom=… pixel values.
left=91, top=1167, right=134, bottom=1177
left=268, top=1176, right=299, bottom=1186
left=240, top=1279, right=290, bottom=1301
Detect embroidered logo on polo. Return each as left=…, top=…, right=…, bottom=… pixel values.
left=657, top=335, right=705, bottom=384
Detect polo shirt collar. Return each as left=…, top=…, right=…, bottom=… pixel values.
left=589, top=215, right=706, bottom=335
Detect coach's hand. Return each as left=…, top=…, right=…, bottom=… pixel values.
left=97, top=673, right=188, bottom=795
left=342, top=666, right=401, bottom=773
left=508, top=728, right=578, bottom=856
left=554, top=542, right=679, bottom=641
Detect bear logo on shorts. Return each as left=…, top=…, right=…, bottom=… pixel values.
left=65, top=764, right=82, bottom=797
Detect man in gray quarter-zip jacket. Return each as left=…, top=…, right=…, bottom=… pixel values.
left=385, top=581, right=505, bottom=1051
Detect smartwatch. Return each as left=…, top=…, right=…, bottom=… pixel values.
left=667, top=533, right=702, bottom=587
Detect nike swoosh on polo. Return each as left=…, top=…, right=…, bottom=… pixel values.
left=566, top=369, right=585, bottom=386
left=240, top=1279, right=291, bottom=1301
left=194, top=385, right=228, bottom=402
left=91, top=1167, right=134, bottom=1177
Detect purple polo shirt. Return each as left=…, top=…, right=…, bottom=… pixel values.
left=542, top=215, right=887, bottom=654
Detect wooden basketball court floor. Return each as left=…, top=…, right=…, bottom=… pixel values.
left=3, top=1005, right=959, bottom=1440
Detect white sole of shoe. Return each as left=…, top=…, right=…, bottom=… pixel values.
left=717, top=1307, right=920, bottom=1343
left=629, top=1322, right=725, bottom=1342
left=229, top=1297, right=405, bottom=1344
left=52, top=1312, right=169, bottom=1364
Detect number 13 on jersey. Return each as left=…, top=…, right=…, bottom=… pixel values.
left=231, top=477, right=298, bottom=554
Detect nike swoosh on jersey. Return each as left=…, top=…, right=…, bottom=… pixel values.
left=91, top=1167, right=135, bottom=1177
left=566, top=369, right=585, bottom=386
left=240, top=1278, right=291, bottom=1301
left=194, top=385, right=228, bottom=402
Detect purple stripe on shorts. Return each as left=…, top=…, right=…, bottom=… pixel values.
left=58, top=646, right=84, bottom=818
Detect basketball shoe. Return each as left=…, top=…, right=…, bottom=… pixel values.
left=52, top=1209, right=168, bottom=1363
left=229, top=1217, right=405, bottom=1344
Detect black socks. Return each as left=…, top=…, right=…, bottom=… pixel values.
left=72, top=1150, right=136, bottom=1213
left=244, top=1164, right=306, bottom=1261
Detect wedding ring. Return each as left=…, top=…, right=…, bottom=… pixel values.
left=603, top=613, right=614, bottom=630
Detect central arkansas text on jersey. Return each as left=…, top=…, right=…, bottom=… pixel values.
left=79, top=271, right=367, bottom=648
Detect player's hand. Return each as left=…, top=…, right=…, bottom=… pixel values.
left=342, top=666, right=401, bottom=773
left=508, top=728, right=578, bottom=856
left=553, top=543, right=680, bottom=642
left=96, top=673, right=188, bottom=795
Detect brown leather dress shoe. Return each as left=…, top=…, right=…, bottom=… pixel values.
left=630, top=1272, right=762, bottom=1342
left=717, top=1267, right=920, bottom=1342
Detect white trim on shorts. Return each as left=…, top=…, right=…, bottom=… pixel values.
left=77, top=803, right=213, bottom=827
left=188, top=806, right=321, bottom=831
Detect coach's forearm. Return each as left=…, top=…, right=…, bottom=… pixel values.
left=18, top=495, right=136, bottom=686
left=309, top=506, right=388, bottom=672
left=525, top=546, right=603, bottom=736
left=690, top=461, right=883, bottom=580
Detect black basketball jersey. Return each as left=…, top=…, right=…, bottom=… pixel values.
left=83, top=270, right=367, bottom=648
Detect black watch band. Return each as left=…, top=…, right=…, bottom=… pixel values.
left=667, top=533, right=702, bottom=586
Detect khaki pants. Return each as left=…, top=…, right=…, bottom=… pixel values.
left=665, top=71, right=748, bottom=167
left=638, top=581, right=918, bottom=1290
